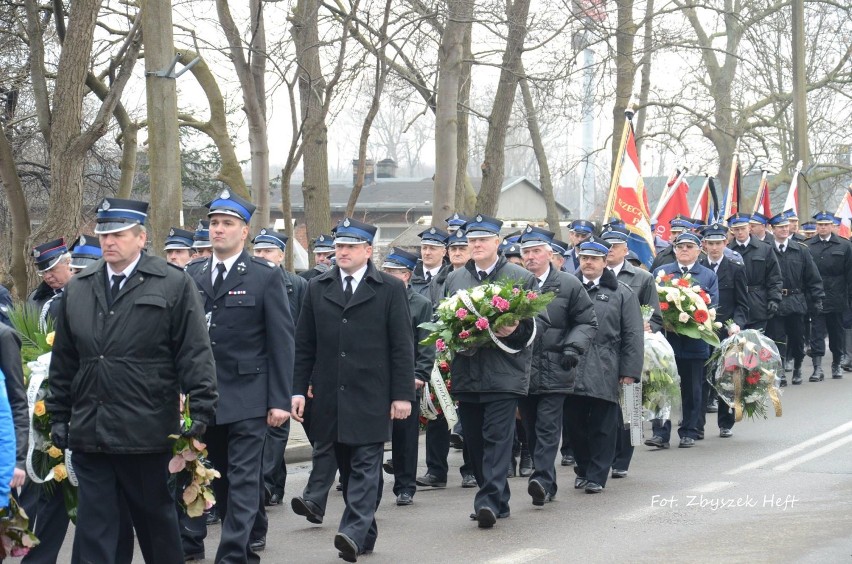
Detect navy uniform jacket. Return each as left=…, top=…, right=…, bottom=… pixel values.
left=282, top=267, right=307, bottom=322
left=0, top=285, right=12, bottom=327
left=186, top=250, right=295, bottom=426
left=803, top=233, right=852, bottom=313
left=615, top=261, right=663, bottom=332
left=773, top=240, right=824, bottom=316
left=564, top=248, right=580, bottom=274
left=700, top=256, right=749, bottom=331
left=728, top=237, right=782, bottom=324
left=407, top=287, right=435, bottom=385
left=653, top=262, right=718, bottom=360
left=650, top=244, right=676, bottom=271
left=293, top=261, right=415, bottom=445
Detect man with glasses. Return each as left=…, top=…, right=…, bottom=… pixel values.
left=29, top=238, right=74, bottom=327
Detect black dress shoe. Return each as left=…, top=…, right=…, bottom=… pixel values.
left=416, top=473, right=447, bottom=488
left=461, top=474, right=477, bottom=488
left=585, top=482, right=603, bottom=494
left=679, top=437, right=695, bottom=448
left=336, top=482, right=344, bottom=491
left=396, top=492, right=413, bottom=506
left=518, top=453, right=533, bottom=477
left=644, top=436, right=670, bottom=449
left=291, top=496, right=324, bottom=524
left=476, top=507, right=497, bottom=529
left=779, top=377, right=788, bottom=387
left=832, top=364, right=843, bottom=379
left=574, top=477, right=588, bottom=489
left=204, top=509, right=220, bottom=526
left=249, top=537, right=266, bottom=552
left=184, top=552, right=205, bottom=561
left=561, top=454, right=575, bottom=466
left=470, top=509, right=510, bottom=520
left=611, top=469, right=628, bottom=478
left=528, top=479, right=547, bottom=506
left=382, top=459, right=394, bottom=474
left=334, top=533, right=360, bottom=563
left=267, top=492, right=283, bottom=506
left=696, top=432, right=704, bottom=440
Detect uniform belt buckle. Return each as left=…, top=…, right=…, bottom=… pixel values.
left=781, top=289, right=789, bottom=296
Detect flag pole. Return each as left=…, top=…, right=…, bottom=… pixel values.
left=603, top=107, right=633, bottom=224
left=752, top=170, right=769, bottom=214
left=724, top=139, right=740, bottom=219
left=690, top=175, right=711, bottom=219
left=785, top=159, right=804, bottom=211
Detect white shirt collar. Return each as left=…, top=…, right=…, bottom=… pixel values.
left=677, top=262, right=695, bottom=272
left=476, top=258, right=499, bottom=276
left=424, top=265, right=442, bottom=277
left=106, top=253, right=142, bottom=282
left=211, top=252, right=242, bottom=276
left=775, top=240, right=788, bottom=251
left=736, top=237, right=751, bottom=247
left=536, top=266, right=551, bottom=287
left=340, top=263, right=369, bottom=286
left=609, top=261, right=624, bottom=276
left=582, top=276, right=601, bottom=287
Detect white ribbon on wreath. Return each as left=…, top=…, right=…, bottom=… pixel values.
left=456, top=288, right=536, bottom=354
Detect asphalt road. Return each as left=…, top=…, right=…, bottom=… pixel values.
left=53, top=372, right=852, bottom=563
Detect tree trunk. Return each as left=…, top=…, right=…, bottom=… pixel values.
left=24, top=0, right=51, bottom=149
left=30, top=0, right=104, bottom=252
left=476, top=0, right=531, bottom=215
left=454, top=16, right=475, bottom=214
left=434, top=0, right=473, bottom=227
left=216, top=0, right=270, bottom=230
left=610, top=0, right=638, bottom=173
left=292, top=0, right=332, bottom=244
left=0, top=124, right=30, bottom=299
left=144, top=0, right=182, bottom=253
left=791, top=0, right=810, bottom=215
left=633, top=0, right=654, bottom=158
left=518, top=73, right=561, bottom=235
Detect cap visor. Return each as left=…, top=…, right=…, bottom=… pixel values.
left=94, top=222, right=139, bottom=235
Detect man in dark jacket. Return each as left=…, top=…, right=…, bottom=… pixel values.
left=28, top=238, right=73, bottom=330
left=184, top=191, right=294, bottom=563
left=566, top=239, right=643, bottom=493
left=300, top=234, right=335, bottom=280
left=379, top=248, right=435, bottom=506
left=766, top=213, right=824, bottom=385
left=518, top=226, right=596, bottom=506
left=603, top=225, right=661, bottom=477
left=700, top=223, right=749, bottom=436
left=291, top=218, right=414, bottom=562
left=46, top=197, right=218, bottom=564
left=728, top=212, right=783, bottom=331
left=649, top=232, right=719, bottom=449
left=410, top=227, right=450, bottom=305
left=443, top=214, right=538, bottom=529
left=804, top=212, right=852, bottom=380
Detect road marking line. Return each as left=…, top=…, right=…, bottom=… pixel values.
left=488, top=548, right=553, bottom=564
left=772, top=433, right=852, bottom=472
left=692, top=481, right=737, bottom=493
left=617, top=506, right=658, bottom=522
left=726, top=420, right=852, bottom=475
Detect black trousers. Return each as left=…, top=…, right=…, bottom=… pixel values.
left=767, top=314, right=805, bottom=363
left=810, top=311, right=845, bottom=361
left=560, top=396, right=574, bottom=457
left=518, top=394, right=563, bottom=496
left=699, top=377, right=735, bottom=432
left=424, top=415, right=472, bottom=481
left=390, top=401, right=419, bottom=496
left=457, top=398, right=517, bottom=516
left=302, top=440, right=338, bottom=514
left=677, top=358, right=705, bottom=440
left=563, top=395, right=618, bottom=487
left=261, top=420, right=290, bottom=497
left=612, top=409, right=635, bottom=472
left=205, top=417, right=267, bottom=564
left=334, top=442, right=384, bottom=552
left=73, top=452, right=181, bottom=564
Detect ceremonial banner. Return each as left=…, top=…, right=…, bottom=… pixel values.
left=604, top=113, right=656, bottom=267
left=752, top=171, right=771, bottom=215
left=653, top=168, right=690, bottom=242
left=783, top=160, right=803, bottom=216
left=835, top=188, right=852, bottom=239
left=721, top=149, right=741, bottom=220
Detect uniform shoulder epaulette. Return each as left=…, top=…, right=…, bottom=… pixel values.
left=250, top=256, right=276, bottom=268
left=186, top=256, right=208, bottom=267
left=166, top=261, right=186, bottom=271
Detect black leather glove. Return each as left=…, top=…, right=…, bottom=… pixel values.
left=560, top=352, right=580, bottom=371
left=815, top=301, right=824, bottom=314
left=766, top=301, right=779, bottom=317
left=51, top=422, right=69, bottom=450
left=180, top=421, right=207, bottom=438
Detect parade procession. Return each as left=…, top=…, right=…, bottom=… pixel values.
left=3, top=0, right=852, bottom=562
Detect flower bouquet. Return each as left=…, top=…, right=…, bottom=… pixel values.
left=169, top=398, right=220, bottom=518
left=642, top=331, right=681, bottom=420
left=656, top=272, right=722, bottom=347
left=419, top=279, right=554, bottom=426
left=0, top=496, right=39, bottom=559
left=708, top=330, right=782, bottom=421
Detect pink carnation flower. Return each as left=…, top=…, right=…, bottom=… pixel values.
left=459, top=330, right=471, bottom=339
left=455, top=308, right=469, bottom=320
left=526, top=291, right=538, bottom=300
left=435, top=339, right=447, bottom=352
left=475, top=317, right=490, bottom=330
left=491, top=295, right=511, bottom=312
left=512, top=287, right=521, bottom=295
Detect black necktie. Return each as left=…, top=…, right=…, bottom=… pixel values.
left=344, top=275, right=354, bottom=303
left=681, top=266, right=688, bottom=274
left=110, top=274, right=125, bottom=304
left=738, top=244, right=747, bottom=252
left=478, top=270, right=488, bottom=281
left=709, top=262, right=718, bottom=271
left=426, top=271, right=432, bottom=283
left=584, top=281, right=595, bottom=291
left=779, top=244, right=785, bottom=253
left=213, top=263, right=226, bottom=294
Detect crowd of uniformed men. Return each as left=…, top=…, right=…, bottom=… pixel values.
left=1, top=192, right=850, bottom=563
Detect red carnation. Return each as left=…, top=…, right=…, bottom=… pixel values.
left=693, top=310, right=708, bottom=323
left=759, top=348, right=772, bottom=361
left=660, top=302, right=669, bottom=311
left=446, top=379, right=452, bottom=391
left=678, top=278, right=691, bottom=288
left=745, top=373, right=761, bottom=386
left=439, top=361, right=450, bottom=374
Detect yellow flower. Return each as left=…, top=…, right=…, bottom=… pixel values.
left=46, top=332, right=55, bottom=347
left=53, top=463, right=68, bottom=482
left=33, top=401, right=46, bottom=417
left=47, top=446, right=63, bottom=458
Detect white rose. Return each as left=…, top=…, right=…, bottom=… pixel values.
left=471, top=287, right=485, bottom=301
left=678, top=312, right=689, bottom=323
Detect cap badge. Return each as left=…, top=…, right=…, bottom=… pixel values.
left=525, top=225, right=532, bottom=233
left=343, top=218, right=351, bottom=227
left=220, top=189, right=231, bottom=199
left=318, top=235, right=326, bottom=242
left=260, top=228, right=267, bottom=235
left=429, top=227, right=436, bottom=234
left=32, top=249, right=41, bottom=258
left=169, top=228, right=175, bottom=236
left=101, top=199, right=110, bottom=211
left=79, top=235, right=87, bottom=245
left=476, top=214, right=483, bottom=222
